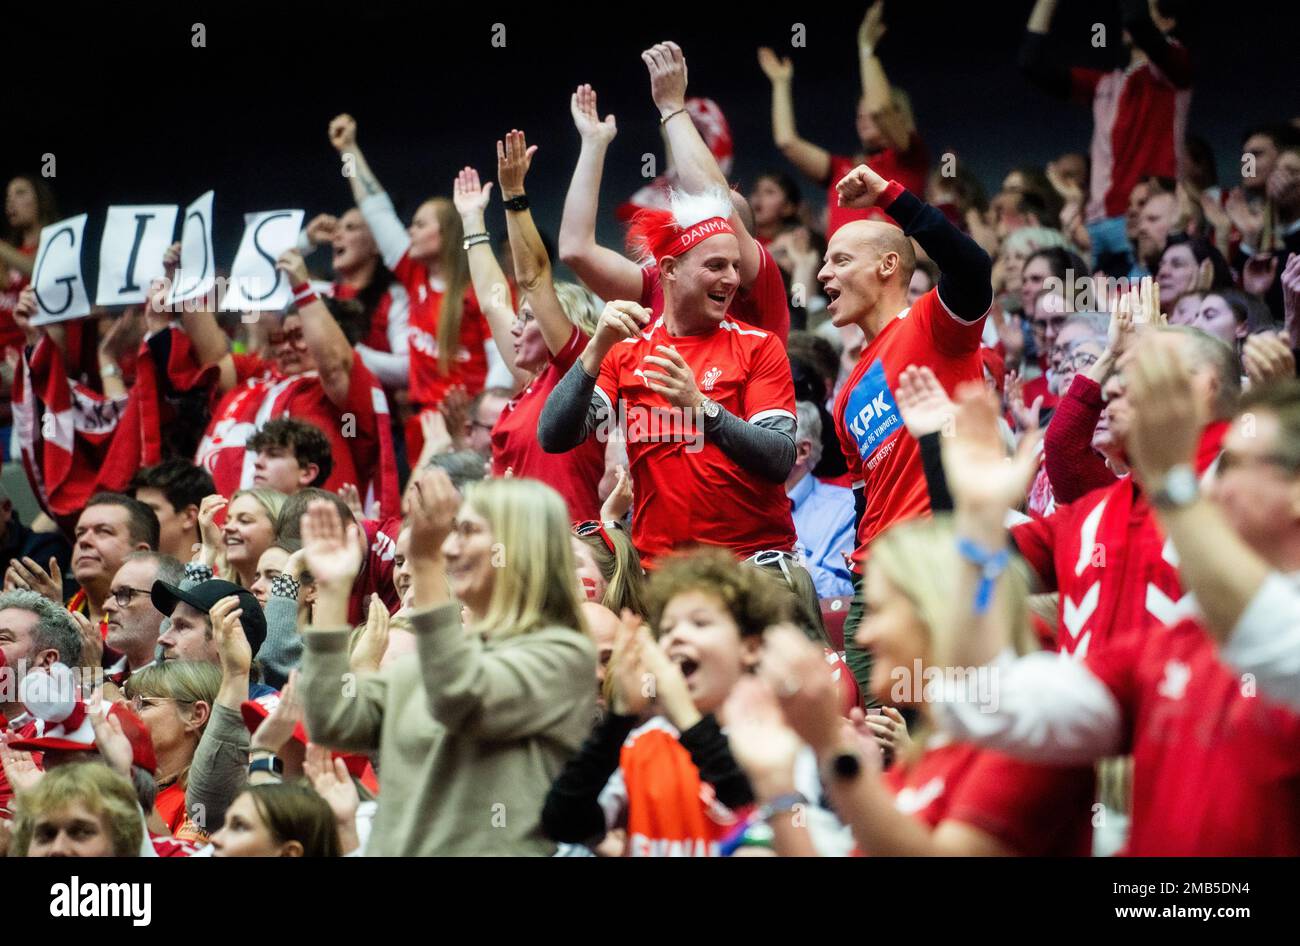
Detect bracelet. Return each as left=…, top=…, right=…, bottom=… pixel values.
left=184, top=562, right=214, bottom=585
left=502, top=194, right=529, bottom=212
left=462, top=232, right=491, bottom=250
left=659, top=107, right=688, bottom=126
left=291, top=282, right=319, bottom=308
left=717, top=790, right=807, bottom=857
left=956, top=537, right=1011, bottom=616
left=270, top=573, right=302, bottom=601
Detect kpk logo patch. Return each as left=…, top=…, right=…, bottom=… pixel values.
left=845, top=359, right=902, bottom=463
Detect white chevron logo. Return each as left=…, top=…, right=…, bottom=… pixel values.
left=1062, top=581, right=1100, bottom=640
left=1075, top=498, right=1108, bottom=577
left=894, top=777, right=946, bottom=815
left=1146, top=583, right=1199, bottom=627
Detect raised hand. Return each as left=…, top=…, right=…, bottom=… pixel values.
left=6, top=556, right=64, bottom=604
left=1243, top=254, right=1280, bottom=298
left=250, top=670, right=304, bottom=753
left=403, top=467, right=461, bottom=554
left=859, top=0, right=887, bottom=51
left=437, top=384, right=471, bottom=444
left=350, top=596, right=391, bottom=674
left=599, top=464, right=633, bottom=522
left=592, top=300, right=651, bottom=354
left=303, top=743, right=361, bottom=850
left=305, top=213, right=340, bottom=246
left=196, top=494, right=228, bottom=565
left=277, top=250, right=311, bottom=288
left=758, top=625, right=843, bottom=757
left=942, top=382, right=1042, bottom=519
left=0, top=733, right=43, bottom=795
left=609, top=610, right=653, bottom=717
left=328, top=113, right=358, bottom=153
left=12, top=286, right=41, bottom=344
left=452, top=166, right=494, bottom=220
left=757, top=47, right=793, bottom=83
left=864, top=706, right=910, bottom=760
left=570, top=84, right=617, bottom=145
left=70, top=610, right=102, bottom=670
left=1006, top=370, right=1044, bottom=433
left=636, top=625, right=699, bottom=730
left=1122, top=333, right=1204, bottom=489
left=98, top=310, right=146, bottom=364
left=641, top=345, right=703, bottom=410
left=896, top=364, right=955, bottom=439
left=1282, top=253, right=1300, bottom=347
left=836, top=163, right=890, bottom=209
left=1242, top=331, right=1296, bottom=389
left=300, top=499, right=364, bottom=592
left=86, top=688, right=134, bottom=777
left=642, top=41, right=688, bottom=116
left=1224, top=187, right=1263, bottom=245
left=210, top=595, right=253, bottom=678
left=723, top=674, right=803, bottom=800
left=496, top=130, right=537, bottom=197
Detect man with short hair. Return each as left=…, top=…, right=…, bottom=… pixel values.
left=152, top=579, right=269, bottom=690
left=61, top=494, right=158, bottom=625
left=787, top=401, right=855, bottom=597
left=130, top=460, right=216, bottom=562
left=247, top=417, right=334, bottom=494
left=1133, top=190, right=1180, bottom=274
left=466, top=388, right=513, bottom=458
left=102, top=551, right=184, bottom=678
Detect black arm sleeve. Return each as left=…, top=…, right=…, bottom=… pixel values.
left=1017, top=30, right=1073, bottom=100
left=853, top=485, right=865, bottom=532
left=703, top=409, right=797, bottom=483
left=918, top=431, right=953, bottom=513
left=537, top=360, right=606, bottom=454
left=677, top=714, right=755, bottom=811
left=1121, top=0, right=1192, bottom=87
left=540, top=712, right=639, bottom=845
left=884, top=188, right=993, bottom=322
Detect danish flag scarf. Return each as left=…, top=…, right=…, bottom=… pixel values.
left=1049, top=421, right=1228, bottom=659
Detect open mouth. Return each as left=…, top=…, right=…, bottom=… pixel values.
left=673, top=654, right=700, bottom=680
left=706, top=290, right=729, bottom=306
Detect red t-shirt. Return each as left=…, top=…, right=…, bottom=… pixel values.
left=832, top=287, right=986, bottom=565
left=638, top=244, right=791, bottom=345
left=1086, top=619, right=1300, bottom=856
left=882, top=740, right=1094, bottom=855
left=492, top=327, right=603, bottom=521
left=390, top=251, right=488, bottom=408
left=0, top=244, right=35, bottom=352
left=594, top=316, right=797, bottom=566
left=826, top=137, right=930, bottom=236
left=348, top=516, right=402, bottom=625
left=196, top=352, right=387, bottom=503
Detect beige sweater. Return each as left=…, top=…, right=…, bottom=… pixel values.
left=300, top=602, right=596, bottom=856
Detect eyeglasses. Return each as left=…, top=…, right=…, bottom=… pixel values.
left=574, top=519, right=623, bottom=556
left=1066, top=350, right=1100, bottom=371
left=744, top=549, right=800, bottom=588
left=128, top=695, right=188, bottom=713
left=110, top=586, right=154, bottom=608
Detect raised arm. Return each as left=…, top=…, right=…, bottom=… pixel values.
left=645, top=42, right=760, bottom=285
left=453, top=165, right=529, bottom=386
left=757, top=48, right=831, bottom=184
left=277, top=250, right=355, bottom=407
left=328, top=114, right=411, bottom=270
left=557, top=85, right=644, bottom=301
left=857, top=3, right=913, bottom=153
left=1121, top=0, right=1192, bottom=88
left=499, top=130, right=574, bottom=357
left=1018, top=0, right=1073, bottom=100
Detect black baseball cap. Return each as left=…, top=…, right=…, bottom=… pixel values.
left=151, top=579, right=267, bottom=659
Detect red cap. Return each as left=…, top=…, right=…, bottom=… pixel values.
left=239, top=694, right=369, bottom=779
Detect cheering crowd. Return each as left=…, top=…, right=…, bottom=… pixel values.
left=2, top=0, right=1300, bottom=857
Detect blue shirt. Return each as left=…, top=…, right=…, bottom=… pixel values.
left=787, top=473, right=856, bottom=598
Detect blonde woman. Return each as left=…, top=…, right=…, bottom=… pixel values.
left=194, top=489, right=287, bottom=587
left=299, top=472, right=596, bottom=855
left=728, top=515, right=1096, bottom=856
left=124, top=661, right=221, bottom=841
left=11, top=762, right=143, bottom=857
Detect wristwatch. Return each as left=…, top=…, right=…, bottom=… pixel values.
left=248, top=752, right=284, bottom=777
left=502, top=194, right=530, bottom=212
left=824, top=749, right=863, bottom=783
left=1151, top=463, right=1198, bottom=510
left=698, top=396, right=721, bottom=420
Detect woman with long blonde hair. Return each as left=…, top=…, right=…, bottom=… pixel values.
left=195, top=489, right=287, bottom=588
left=298, top=473, right=595, bottom=855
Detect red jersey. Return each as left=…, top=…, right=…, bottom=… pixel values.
left=638, top=244, right=791, bottom=344
left=833, top=287, right=986, bottom=565
left=348, top=516, right=401, bottom=625
left=604, top=717, right=752, bottom=857
left=594, top=316, right=796, bottom=566
left=195, top=351, right=399, bottom=516
left=1012, top=423, right=1227, bottom=658
left=332, top=281, right=396, bottom=354
left=0, top=244, right=35, bottom=352
left=1087, top=619, right=1300, bottom=856
left=492, top=327, right=603, bottom=521
left=882, top=739, right=1094, bottom=855
left=390, top=251, right=488, bottom=408
left=826, top=137, right=930, bottom=237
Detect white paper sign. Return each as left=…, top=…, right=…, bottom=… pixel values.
left=30, top=215, right=92, bottom=325
left=219, top=210, right=304, bottom=312
left=169, top=190, right=216, bottom=305
left=95, top=204, right=179, bottom=306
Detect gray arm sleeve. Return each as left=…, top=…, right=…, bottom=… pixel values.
left=703, top=409, right=796, bottom=483
left=258, top=594, right=302, bottom=691
left=184, top=702, right=250, bottom=834
left=537, top=360, right=608, bottom=453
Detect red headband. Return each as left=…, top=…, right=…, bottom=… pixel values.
left=627, top=208, right=735, bottom=264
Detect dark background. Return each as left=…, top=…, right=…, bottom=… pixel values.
left=6, top=1, right=1298, bottom=276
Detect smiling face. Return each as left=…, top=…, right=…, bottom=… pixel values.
left=818, top=221, right=907, bottom=328
left=855, top=565, right=929, bottom=707
left=1207, top=410, right=1300, bottom=560
left=656, top=589, right=760, bottom=716
left=25, top=802, right=116, bottom=857
left=1157, top=243, right=1201, bottom=304
left=73, top=504, right=143, bottom=589
left=222, top=494, right=277, bottom=573
left=661, top=233, right=741, bottom=326
left=249, top=546, right=291, bottom=607
left=440, top=503, right=497, bottom=616
left=393, top=527, right=414, bottom=610
left=407, top=200, right=443, bottom=261
left=211, top=792, right=298, bottom=857
left=512, top=300, right=549, bottom=373
left=268, top=313, right=314, bottom=376
left=571, top=536, right=606, bottom=602
left=331, top=208, right=379, bottom=273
